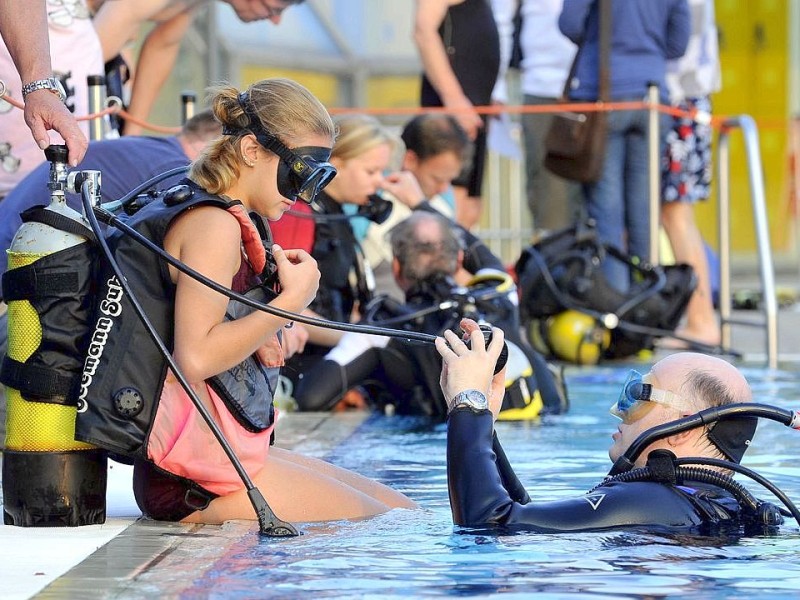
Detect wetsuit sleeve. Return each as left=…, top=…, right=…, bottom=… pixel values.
left=447, top=410, right=706, bottom=531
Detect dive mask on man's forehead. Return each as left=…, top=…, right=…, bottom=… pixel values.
left=227, top=93, right=337, bottom=204
left=610, top=369, right=691, bottom=420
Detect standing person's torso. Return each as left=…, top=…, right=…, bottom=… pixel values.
left=421, top=0, right=502, bottom=107
left=561, top=0, right=690, bottom=102
left=519, top=0, right=577, bottom=98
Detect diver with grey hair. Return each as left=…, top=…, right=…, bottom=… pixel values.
left=294, top=211, right=567, bottom=418
left=438, top=329, right=788, bottom=534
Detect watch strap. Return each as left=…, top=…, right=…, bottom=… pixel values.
left=21, top=78, right=66, bottom=102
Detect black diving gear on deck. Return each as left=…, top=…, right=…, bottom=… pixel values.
left=294, top=272, right=568, bottom=418
left=516, top=221, right=698, bottom=360
left=447, top=403, right=800, bottom=534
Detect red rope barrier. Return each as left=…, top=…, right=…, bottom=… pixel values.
left=0, top=82, right=181, bottom=134
left=0, top=79, right=790, bottom=135
left=114, top=108, right=181, bottom=134
left=328, top=100, right=719, bottom=125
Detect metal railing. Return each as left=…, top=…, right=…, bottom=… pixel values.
left=717, top=116, right=778, bottom=368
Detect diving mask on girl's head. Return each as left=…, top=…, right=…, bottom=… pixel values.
left=228, top=95, right=337, bottom=204
left=610, top=369, right=691, bottom=420
left=255, top=136, right=337, bottom=204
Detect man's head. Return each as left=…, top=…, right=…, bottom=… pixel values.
left=177, top=109, right=223, bottom=160
left=225, top=0, right=303, bottom=24
left=389, top=211, right=462, bottom=291
left=608, top=352, right=755, bottom=468
left=400, top=114, right=471, bottom=199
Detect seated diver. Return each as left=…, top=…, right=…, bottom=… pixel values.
left=294, top=211, right=567, bottom=418
left=437, top=323, right=784, bottom=533
left=76, top=78, right=416, bottom=524
left=269, top=115, right=405, bottom=390
left=357, top=112, right=472, bottom=300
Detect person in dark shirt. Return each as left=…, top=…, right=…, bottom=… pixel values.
left=438, top=333, right=775, bottom=533
left=294, top=211, right=567, bottom=417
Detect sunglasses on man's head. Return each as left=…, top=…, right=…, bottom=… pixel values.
left=610, top=369, right=691, bottom=421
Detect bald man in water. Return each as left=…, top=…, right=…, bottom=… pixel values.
left=439, top=327, right=775, bottom=533
left=606, top=352, right=752, bottom=469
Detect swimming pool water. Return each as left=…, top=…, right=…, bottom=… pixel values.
left=183, top=365, right=800, bottom=599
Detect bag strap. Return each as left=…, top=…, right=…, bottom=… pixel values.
left=0, top=355, right=78, bottom=405
left=20, top=205, right=97, bottom=243
left=598, top=0, right=611, bottom=102
left=559, top=44, right=582, bottom=100
left=559, top=0, right=612, bottom=102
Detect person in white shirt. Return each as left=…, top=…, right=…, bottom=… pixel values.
left=493, top=0, right=582, bottom=236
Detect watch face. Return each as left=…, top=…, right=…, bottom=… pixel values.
left=454, top=390, right=488, bottom=412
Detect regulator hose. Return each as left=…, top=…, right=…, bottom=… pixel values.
left=609, top=403, right=800, bottom=476
left=597, top=453, right=800, bottom=527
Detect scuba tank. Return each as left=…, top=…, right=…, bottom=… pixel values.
left=1, top=145, right=107, bottom=526
left=528, top=309, right=612, bottom=366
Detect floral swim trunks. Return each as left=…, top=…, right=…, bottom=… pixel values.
left=662, top=96, right=713, bottom=204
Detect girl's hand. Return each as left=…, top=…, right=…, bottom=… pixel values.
left=273, top=244, right=319, bottom=308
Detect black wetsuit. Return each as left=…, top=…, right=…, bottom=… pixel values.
left=294, top=271, right=566, bottom=418
left=290, top=197, right=520, bottom=412
left=281, top=191, right=367, bottom=386
left=448, top=410, right=756, bottom=533
left=284, top=202, right=567, bottom=420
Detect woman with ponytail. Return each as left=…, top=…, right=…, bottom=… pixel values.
left=106, top=79, right=416, bottom=524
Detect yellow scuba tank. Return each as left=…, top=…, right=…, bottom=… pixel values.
left=2, top=145, right=106, bottom=526
left=544, top=309, right=611, bottom=366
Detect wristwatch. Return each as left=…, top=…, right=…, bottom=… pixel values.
left=21, top=78, right=67, bottom=102
left=450, top=389, right=489, bottom=413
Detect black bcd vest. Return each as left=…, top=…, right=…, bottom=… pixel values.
left=74, top=181, right=279, bottom=458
